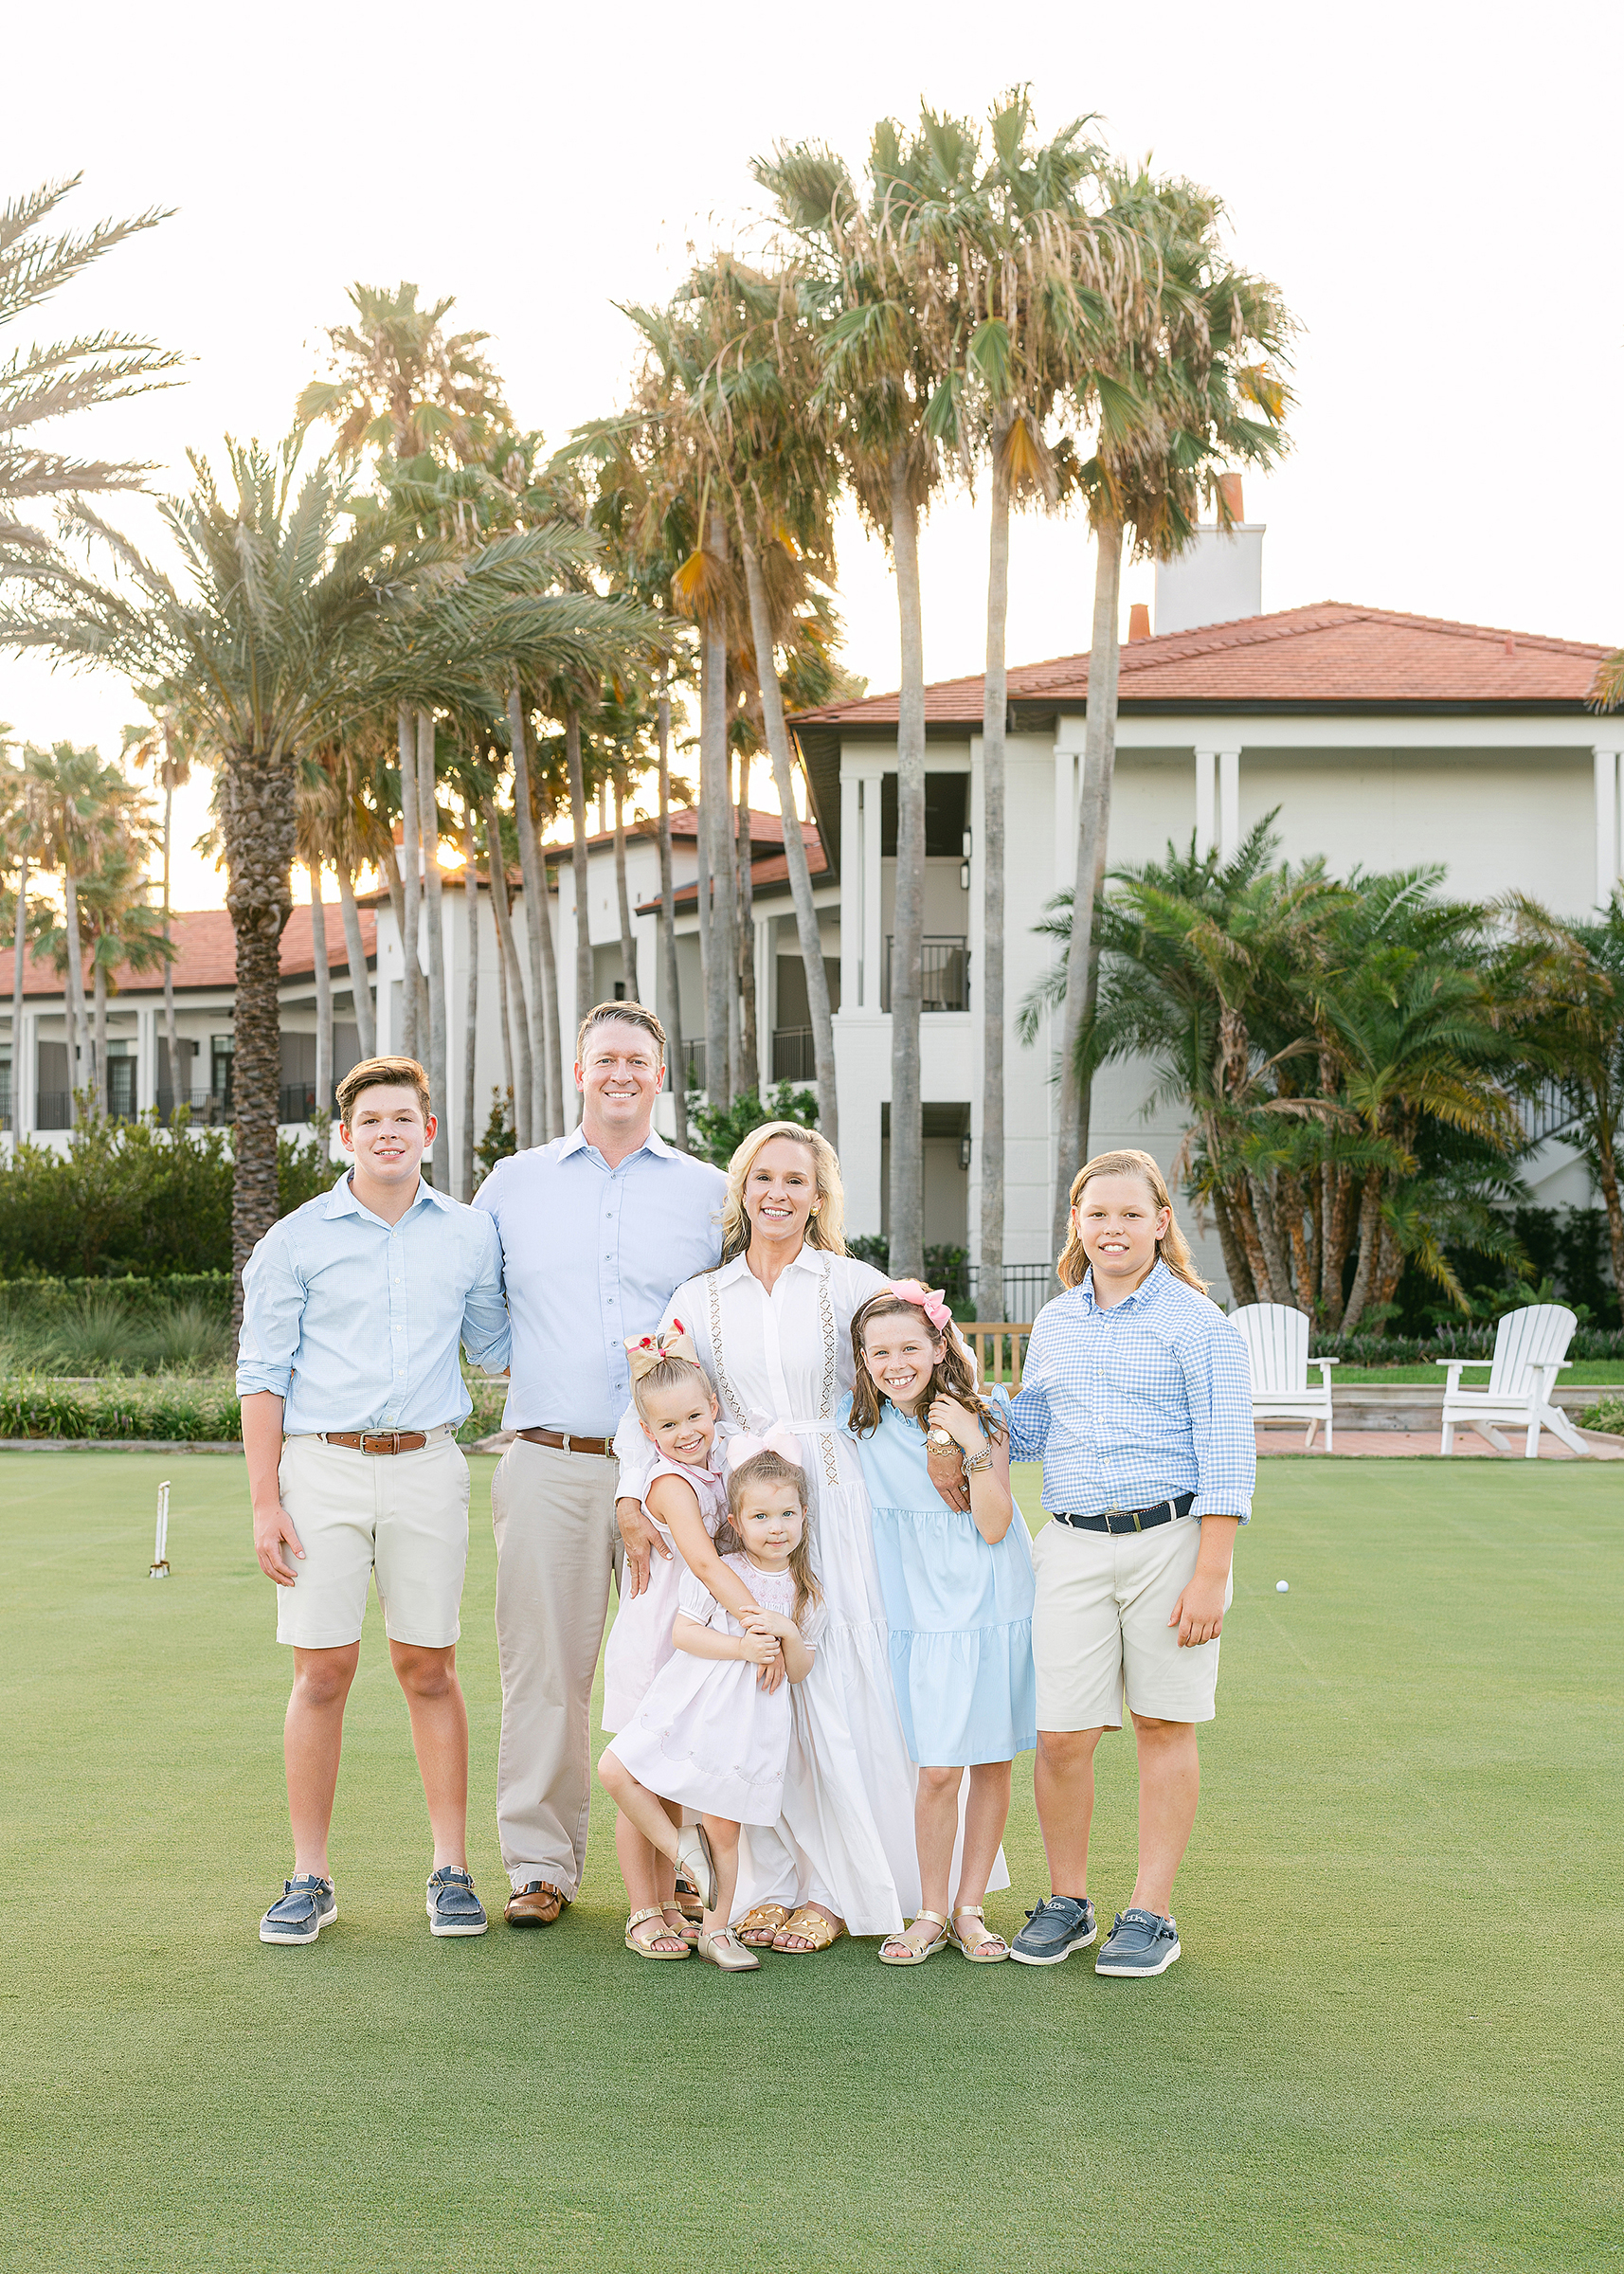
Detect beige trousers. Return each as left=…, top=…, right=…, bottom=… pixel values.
left=490, top=1436, right=623, bottom=1899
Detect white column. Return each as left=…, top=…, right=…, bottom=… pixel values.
left=839, top=769, right=861, bottom=1014
left=135, top=1005, right=157, bottom=1113
left=1596, top=747, right=1622, bottom=911
left=17, top=1011, right=36, bottom=1137
left=1053, top=718, right=1086, bottom=892
left=1194, top=748, right=1217, bottom=857
left=859, top=768, right=884, bottom=1009
left=755, top=913, right=772, bottom=1090
left=1218, top=748, right=1241, bottom=863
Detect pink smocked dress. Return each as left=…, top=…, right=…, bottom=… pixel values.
left=600, top=1451, right=730, bottom=1733
left=605, top=1557, right=822, bottom=1825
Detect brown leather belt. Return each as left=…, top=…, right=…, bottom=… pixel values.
left=322, top=1430, right=430, bottom=1454
left=517, top=1426, right=613, bottom=1458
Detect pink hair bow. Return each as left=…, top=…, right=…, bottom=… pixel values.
left=889, top=1278, right=951, bottom=1332
left=725, top=1422, right=803, bottom=1471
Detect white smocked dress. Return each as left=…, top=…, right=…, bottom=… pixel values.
left=600, top=1450, right=730, bottom=1734
left=604, top=1556, right=821, bottom=1825
left=613, top=1244, right=1007, bottom=1936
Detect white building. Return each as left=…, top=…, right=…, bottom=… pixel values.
left=6, top=520, right=1618, bottom=1302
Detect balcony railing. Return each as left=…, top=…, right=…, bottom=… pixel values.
left=157, top=1087, right=233, bottom=1126
left=676, top=1038, right=707, bottom=1093
left=1519, top=1079, right=1579, bottom=1146
left=770, top=1026, right=817, bottom=1083
left=968, top=1262, right=1057, bottom=1318
left=279, top=1082, right=337, bottom=1125
left=882, top=935, right=969, bottom=1014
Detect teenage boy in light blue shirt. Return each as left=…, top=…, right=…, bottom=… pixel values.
left=237, top=1056, right=509, bottom=1947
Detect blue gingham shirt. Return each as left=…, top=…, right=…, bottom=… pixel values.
left=1008, top=1261, right=1254, bottom=1522
left=236, top=1173, right=510, bottom=1435
left=473, top=1125, right=726, bottom=1436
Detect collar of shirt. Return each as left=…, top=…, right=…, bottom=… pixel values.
left=557, top=1122, right=673, bottom=1171
left=717, top=1241, right=827, bottom=1290
left=1074, top=1256, right=1168, bottom=1317
left=321, top=1170, right=450, bottom=1231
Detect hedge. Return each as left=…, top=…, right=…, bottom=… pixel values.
left=0, top=1274, right=233, bottom=1332
left=0, top=1371, right=512, bottom=1445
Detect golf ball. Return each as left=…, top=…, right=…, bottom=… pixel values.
left=1276, top=1579, right=1290, bottom=1593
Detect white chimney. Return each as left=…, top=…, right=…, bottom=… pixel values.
left=1153, top=476, right=1265, bottom=634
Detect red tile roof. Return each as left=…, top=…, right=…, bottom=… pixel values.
left=0, top=901, right=375, bottom=1001
left=636, top=821, right=827, bottom=915
left=790, top=603, right=1613, bottom=727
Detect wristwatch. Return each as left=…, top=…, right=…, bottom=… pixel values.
left=925, top=1426, right=955, bottom=1454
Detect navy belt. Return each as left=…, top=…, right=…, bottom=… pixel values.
left=1053, top=1493, right=1196, bottom=1536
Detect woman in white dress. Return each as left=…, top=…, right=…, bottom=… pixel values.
left=613, top=1119, right=1006, bottom=1951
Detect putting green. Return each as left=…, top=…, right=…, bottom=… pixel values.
left=1, top=1452, right=1617, bottom=2272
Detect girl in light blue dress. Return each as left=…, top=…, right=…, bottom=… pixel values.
left=842, top=1281, right=1037, bottom=1967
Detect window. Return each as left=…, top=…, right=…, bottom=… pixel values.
left=880, top=772, right=969, bottom=858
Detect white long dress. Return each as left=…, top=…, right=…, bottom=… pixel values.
left=612, top=1244, right=1008, bottom=1936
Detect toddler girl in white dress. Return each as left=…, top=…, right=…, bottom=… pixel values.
left=599, top=1435, right=822, bottom=1972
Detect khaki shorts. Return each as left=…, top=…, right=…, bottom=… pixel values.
left=275, top=1430, right=471, bottom=1651
left=1030, top=1514, right=1233, bottom=1731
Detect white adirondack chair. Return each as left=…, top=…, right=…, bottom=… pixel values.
left=1438, top=1305, right=1586, bottom=1457
left=1231, top=1304, right=1339, bottom=1451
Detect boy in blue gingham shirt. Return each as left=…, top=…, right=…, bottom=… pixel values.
left=1005, top=1150, right=1254, bottom=1978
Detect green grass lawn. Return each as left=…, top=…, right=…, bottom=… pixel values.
left=3, top=1453, right=1619, bottom=2273
left=1333, top=1362, right=1624, bottom=1386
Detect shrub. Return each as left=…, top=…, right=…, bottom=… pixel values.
left=0, top=1117, right=233, bottom=1276
left=684, top=1082, right=819, bottom=1169
left=0, top=1280, right=234, bottom=1373
left=1579, top=1397, right=1624, bottom=1436
left=0, top=1372, right=243, bottom=1440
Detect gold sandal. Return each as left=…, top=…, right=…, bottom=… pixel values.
left=879, top=1909, right=951, bottom=1966
left=736, top=1902, right=792, bottom=1948
left=949, top=1905, right=1010, bottom=1963
left=663, top=1904, right=700, bottom=1946
left=624, top=1904, right=690, bottom=1958
left=772, top=1904, right=845, bottom=1953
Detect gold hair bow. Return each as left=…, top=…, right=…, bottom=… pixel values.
left=624, top=1320, right=699, bottom=1381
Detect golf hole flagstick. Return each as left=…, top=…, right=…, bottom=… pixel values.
left=150, top=1480, right=171, bottom=1579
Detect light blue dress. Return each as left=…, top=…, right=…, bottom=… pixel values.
left=839, top=1390, right=1038, bottom=1768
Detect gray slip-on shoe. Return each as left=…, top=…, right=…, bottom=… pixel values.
left=1007, top=1894, right=1097, bottom=1967
left=260, top=1874, right=335, bottom=1945
left=426, top=1866, right=489, bottom=1938
left=1095, top=1907, right=1181, bottom=1976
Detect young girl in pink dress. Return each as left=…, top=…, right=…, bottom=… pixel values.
left=599, top=1436, right=822, bottom=1972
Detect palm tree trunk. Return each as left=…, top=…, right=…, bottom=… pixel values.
left=92, top=953, right=109, bottom=1116
left=567, top=712, right=593, bottom=1100
left=1594, top=1149, right=1624, bottom=1330
left=460, top=810, right=479, bottom=1199
left=979, top=451, right=1009, bottom=1322
left=1233, top=1178, right=1275, bottom=1304
left=613, top=772, right=639, bottom=1000
left=160, top=787, right=181, bottom=1120
left=61, top=865, right=88, bottom=1120
left=1248, top=1168, right=1293, bottom=1304
left=309, top=858, right=333, bottom=1127
left=726, top=754, right=743, bottom=1098
left=505, top=677, right=550, bottom=1141
left=10, top=844, right=28, bottom=1136
left=703, top=508, right=735, bottom=1107
left=736, top=754, right=757, bottom=1090
left=493, top=924, right=515, bottom=1147
left=532, top=849, right=564, bottom=1137
left=483, top=795, right=533, bottom=1149
left=1054, top=511, right=1124, bottom=1253
left=1211, top=1184, right=1257, bottom=1307
left=888, top=452, right=927, bottom=1279
left=396, top=705, right=420, bottom=1067
left=656, top=671, right=688, bottom=1151
left=335, top=864, right=375, bottom=1057
left=220, top=748, right=296, bottom=1330
left=1340, top=1169, right=1385, bottom=1333
left=738, top=535, right=838, bottom=1146
left=417, top=712, right=447, bottom=1182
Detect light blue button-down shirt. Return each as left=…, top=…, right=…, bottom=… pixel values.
left=472, top=1125, right=727, bottom=1436
left=1008, top=1261, right=1255, bottom=1522
left=236, top=1172, right=510, bottom=1435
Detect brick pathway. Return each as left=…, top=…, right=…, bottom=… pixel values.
left=1255, top=1426, right=1624, bottom=1460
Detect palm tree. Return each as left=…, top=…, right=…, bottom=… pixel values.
left=122, top=706, right=198, bottom=1116
left=1051, top=167, right=1296, bottom=1252
left=758, top=109, right=983, bottom=1273
left=80, top=824, right=170, bottom=1116
left=1503, top=895, right=1624, bottom=1325
left=1, top=176, right=183, bottom=552
left=2, top=736, right=43, bottom=1131
left=19, top=739, right=123, bottom=1110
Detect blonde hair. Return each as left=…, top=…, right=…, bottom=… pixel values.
left=631, top=1354, right=713, bottom=1423
left=719, top=1121, right=846, bottom=1261
left=1056, top=1148, right=1209, bottom=1296
left=718, top=1450, right=821, bottom=1624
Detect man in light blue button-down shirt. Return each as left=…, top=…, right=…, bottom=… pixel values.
left=472, top=1002, right=726, bottom=1924
left=237, top=1057, right=509, bottom=1947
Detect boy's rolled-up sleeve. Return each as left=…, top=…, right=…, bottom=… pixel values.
left=460, top=1212, right=512, bottom=1374
left=1181, top=1314, right=1255, bottom=1522
left=234, top=1225, right=304, bottom=1400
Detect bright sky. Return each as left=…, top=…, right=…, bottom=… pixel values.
left=5, top=0, right=1619, bottom=911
